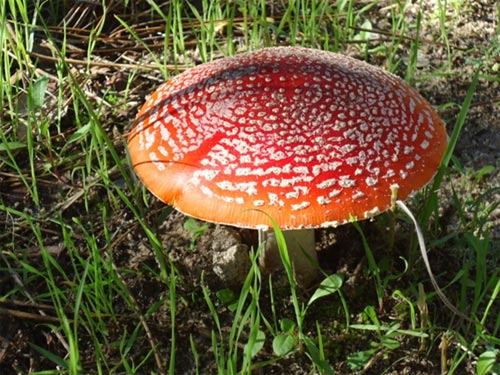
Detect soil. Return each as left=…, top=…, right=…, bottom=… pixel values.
left=0, top=1, right=499, bottom=374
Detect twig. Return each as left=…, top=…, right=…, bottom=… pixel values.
left=7, top=270, right=70, bottom=352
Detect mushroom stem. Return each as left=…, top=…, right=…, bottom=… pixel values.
left=259, top=228, right=318, bottom=287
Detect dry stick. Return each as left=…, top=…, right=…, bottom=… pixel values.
left=28, top=51, right=181, bottom=72
left=395, top=200, right=473, bottom=323
left=0, top=307, right=61, bottom=323
left=8, top=270, right=70, bottom=352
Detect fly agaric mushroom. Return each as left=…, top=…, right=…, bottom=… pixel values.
left=127, top=47, right=447, bottom=286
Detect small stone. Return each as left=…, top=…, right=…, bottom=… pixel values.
left=211, top=225, right=251, bottom=286
left=212, top=244, right=251, bottom=286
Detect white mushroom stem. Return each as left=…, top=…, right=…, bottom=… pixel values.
left=258, top=228, right=318, bottom=287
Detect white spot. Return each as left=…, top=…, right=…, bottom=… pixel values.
left=312, top=164, right=325, bottom=176
left=201, top=185, right=214, bottom=197
left=196, top=169, right=218, bottom=181
left=317, top=196, right=331, bottom=205
left=145, top=129, right=157, bottom=150
left=282, top=164, right=293, bottom=173
left=328, top=161, right=343, bottom=170
left=383, top=169, right=396, bottom=178
left=266, top=166, right=282, bottom=175
left=352, top=191, right=365, bottom=200
left=270, top=151, right=287, bottom=161
left=158, top=146, right=169, bottom=157
left=346, top=157, right=359, bottom=166
left=216, top=180, right=234, bottom=191
left=339, top=176, right=356, bottom=188
left=148, top=111, right=158, bottom=124
left=420, top=140, right=430, bottom=149
left=364, top=206, right=380, bottom=218
left=253, top=200, right=265, bottom=207
left=293, top=166, right=309, bottom=174
left=291, top=201, right=311, bottom=211
left=320, top=220, right=339, bottom=228
left=234, top=153, right=250, bottom=163
left=236, top=167, right=252, bottom=176
left=262, top=178, right=279, bottom=187
left=328, top=189, right=342, bottom=198
left=409, top=97, right=416, bottom=113
left=294, top=185, right=310, bottom=195
left=216, top=181, right=258, bottom=195
left=279, top=178, right=296, bottom=188
left=366, top=176, right=378, bottom=186
left=159, top=125, right=170, bottom=143
left=317, top=178, right=337, bottom=189
left=149, top=152, right=166, bottom=171
left=406, top=161, right=415, bottom=170
left=268, top=193, right=280, bottom=205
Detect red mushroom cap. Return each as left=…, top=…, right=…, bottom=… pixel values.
left=128, top=47, right=447, bottom=230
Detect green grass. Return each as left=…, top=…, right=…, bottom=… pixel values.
left=1, top=0, right=499, bottom=374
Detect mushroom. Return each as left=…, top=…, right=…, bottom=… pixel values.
left=127, top=47, right=447, bottom=287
